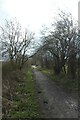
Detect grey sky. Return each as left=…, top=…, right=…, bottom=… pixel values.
left=0, top=0, right=79, bottom=33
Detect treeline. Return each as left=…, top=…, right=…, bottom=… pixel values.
left=32, top=12, right=80, bottom=79
left=1, top=12, right=80, bottom=78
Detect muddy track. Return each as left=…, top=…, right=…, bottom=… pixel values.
left=33, top=69, right=78, bottom=118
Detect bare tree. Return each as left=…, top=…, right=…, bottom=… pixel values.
left=0, top=19, right=35, bottom=69
left=40, top=11, right=79, bottom=76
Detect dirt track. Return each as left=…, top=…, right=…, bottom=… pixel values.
left=33, top=69, right=78, bottom=118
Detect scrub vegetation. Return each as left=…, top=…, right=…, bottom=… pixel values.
left=2, top=62, right=40, bottom=118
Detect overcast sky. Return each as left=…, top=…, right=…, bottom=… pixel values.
left=0, top=0, right=79, bottom=33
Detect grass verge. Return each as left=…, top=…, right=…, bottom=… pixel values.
left=2, top=62, right=40, bottom=118
left=9, top=69, right=39, bottom=118
left=40, top=68, right=78, bottom=93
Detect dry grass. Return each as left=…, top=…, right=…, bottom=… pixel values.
left=2, top=62, right=24, bottom=118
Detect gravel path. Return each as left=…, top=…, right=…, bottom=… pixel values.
left=33, top=69, right=78, bottom=118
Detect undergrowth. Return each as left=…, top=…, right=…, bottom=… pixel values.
left=2, top=62, right=40, bottom=118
